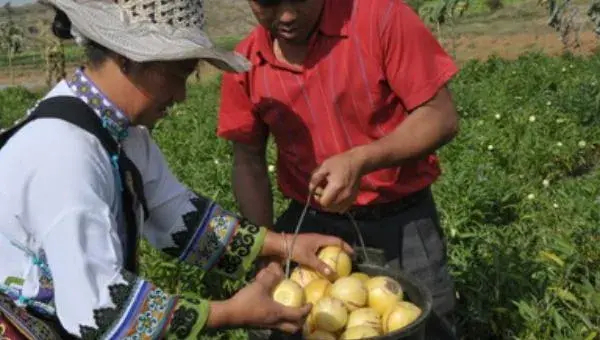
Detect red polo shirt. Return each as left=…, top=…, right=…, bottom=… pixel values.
left=217, top=0, right=458, bottom=208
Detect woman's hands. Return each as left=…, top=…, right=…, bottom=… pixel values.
left=206, top=232, right=354, bottom=332
left=208, top=262, right=312, bottom=333
left=261, top=231, right=354, bottom=280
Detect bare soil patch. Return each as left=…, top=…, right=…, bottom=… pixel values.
left=445, top=30, right=599, bottom=63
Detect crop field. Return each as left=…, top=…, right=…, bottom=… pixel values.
left=1, top=50, right=599, bottom=339
left=2, top=0, right=600, bottom=338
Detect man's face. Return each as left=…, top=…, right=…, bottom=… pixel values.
left=249, top=0, right=325, bottom=44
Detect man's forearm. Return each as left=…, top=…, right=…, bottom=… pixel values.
left=354, top=88, right=459, bottom=174
left=232, top=142, right=274, bottom=227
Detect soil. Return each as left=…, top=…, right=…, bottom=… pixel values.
left=445, top=30, right=599, bottom=62
left=2, top=0, right=599, bottom=89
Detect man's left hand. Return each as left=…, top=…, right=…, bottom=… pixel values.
left=309, top=149, right=365, bottom=213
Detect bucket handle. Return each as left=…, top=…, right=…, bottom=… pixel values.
left=284, top=190, right=371, bottom=278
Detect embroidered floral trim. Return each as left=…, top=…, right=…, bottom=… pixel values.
left=181, top=203, right=238, bottom=271
left=67, top=68, right=130, bottom=142
left=78, top=269, right=206, bottom=340
left=0, top=293, right=61, bottom=340
left=215, top=219, right=266, bottom=279
left=0, top=314, right=23, bottom=340
left=165, top=296, right=210, bottom=339
left=167, top=194, right=267, bottom=280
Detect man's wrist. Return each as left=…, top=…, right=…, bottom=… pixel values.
left=351, top=144, right=379, bottom=175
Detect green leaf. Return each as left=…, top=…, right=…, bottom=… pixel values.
left=539, top=250, right=565, bottom=267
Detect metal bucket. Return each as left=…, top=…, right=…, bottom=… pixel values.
left=345, top=246, right=432, bottom=340
left=257, top=203, right=455, bottom=340
left=253, top=249, right=435, bottom=340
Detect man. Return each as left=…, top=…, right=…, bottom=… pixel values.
left=217, top=0, right=460, bottom=334
left=0, top=1, right=353, bottom=338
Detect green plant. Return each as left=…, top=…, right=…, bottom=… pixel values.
left=0, top=2, right=24, bottom=84
left=1, top=51, right=599, bottom=340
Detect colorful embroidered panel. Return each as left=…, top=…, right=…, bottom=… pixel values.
left=78, top=269, right=207, bottom=340
left=0, top=293, right=61, bottom=340
left=214, top=219, right=266, bottom=280
left=67, top=68, right=130, bottom=142
left=0, top=248, right=56, bottom=318
left=0, top=313, right=26, bottom=340
left=172, top=196, right=267, bottom=280
left=164, top=295, right=210, bottom=339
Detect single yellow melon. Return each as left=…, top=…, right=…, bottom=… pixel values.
left=302, top=310, right=316, bottom=336
left=317, top=246, right=352, bottom=279
left=382, top=301, right=422, bottom=334
left=329, top=276, right=368, bottom=311
left=290, top=266, right=321, bottom=288
left=339, top=325, right=381, bottom=339
left=304, top=278, right=331, bottom=305
left=272, top=279, right=305, bottom=308
left=305, top=329, right=337, bottom=340
left=312, top=297, right=349, bottom=333
left=349, top=272, right=370, bottom=284
left=366, top=276, right=403, bottom=315
left=347, top=307, right=382, bottom=333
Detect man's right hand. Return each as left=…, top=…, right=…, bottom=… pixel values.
left=226, top=262, right=312, bottom=333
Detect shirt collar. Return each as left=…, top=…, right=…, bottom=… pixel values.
left=66, top=68, right=130, bottom=142
left=254, top=0, right=350, bottom=65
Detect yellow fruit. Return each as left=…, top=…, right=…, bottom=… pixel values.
left=366, top=276, right=403, bottom=315
left=329, top=276, right=368, bottom=311
left=349, top=272, right=370, bottom=284
left=339, top=325, right=381, bottom=339
left=290, top=266, right=321, bottom=288
left=302, top=311, right=316, bottom=336
left=317, top=246, right=352, bottom=279
left=382, top=301, right=422, bottom=334
left=304, top=278, right=331, bottom=305
left=312, top=297, right=348, bottom=333
left=347, top=307, right=382, bottom=333
left=272, top=279, right=305, bottom=308
left=305, top=329, right=337, bottom=340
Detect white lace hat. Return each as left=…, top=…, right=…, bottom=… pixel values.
left=44, top=0, right=251, bottom=73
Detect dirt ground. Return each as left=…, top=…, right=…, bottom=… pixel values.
left=445, top=30, right=599, bottom=61
left=2, top=31, right=594, bottom=87
left=1, top=0, right=599, bottom=88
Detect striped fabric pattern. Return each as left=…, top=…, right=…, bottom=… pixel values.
left=217, top=0, right=458, bottom=208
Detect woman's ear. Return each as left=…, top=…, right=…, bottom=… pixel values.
left=118, top=56, right=131, bottom=74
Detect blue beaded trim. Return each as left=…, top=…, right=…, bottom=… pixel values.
left=68, top=68, right=131, bottom=144
left=0, top=238, right=56, bottom=316
left=67, top=68, right=128, bottom=193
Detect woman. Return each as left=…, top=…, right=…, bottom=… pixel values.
left=0, top=0, right=352, bottom=339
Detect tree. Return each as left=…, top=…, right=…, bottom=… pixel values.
left=0, top=2, right=24, bottom=85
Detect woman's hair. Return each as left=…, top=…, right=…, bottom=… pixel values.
left=51, top=7, right=111, bottom=68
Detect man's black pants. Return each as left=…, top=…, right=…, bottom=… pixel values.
left=269, top=186, right=458, bottom=338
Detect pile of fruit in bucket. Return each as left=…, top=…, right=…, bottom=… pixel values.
left=272, top=245, right=423, bottom=339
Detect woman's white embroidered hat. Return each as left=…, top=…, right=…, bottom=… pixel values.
left=42, top=0, right=251, bottom=73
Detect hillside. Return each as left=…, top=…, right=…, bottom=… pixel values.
left=0, top=0, right=257, bottom=39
